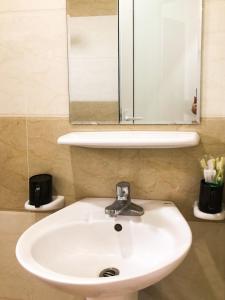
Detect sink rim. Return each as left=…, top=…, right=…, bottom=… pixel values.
left=16, top=198, right=192, bottom=286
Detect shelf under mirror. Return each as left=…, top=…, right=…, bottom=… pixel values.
left=57, top=131, right=200, bottom=149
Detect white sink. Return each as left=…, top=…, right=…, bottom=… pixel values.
left=16, top=198, right=192, bottom=300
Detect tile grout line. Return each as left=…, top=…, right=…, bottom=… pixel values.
left=0, top=8, right=66, bottom=15
left=25, top=115, right=30, bottom=198
left=25, top=86, right=30, bottom=199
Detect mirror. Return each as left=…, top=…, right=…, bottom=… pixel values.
left=67, top=0, right=202, bottom=124
left=67, top=0, right=119, bottom=124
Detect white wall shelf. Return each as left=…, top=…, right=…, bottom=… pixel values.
left=57, top=131, right=200, bottom=149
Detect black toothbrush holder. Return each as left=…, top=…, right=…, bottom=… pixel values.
left=198, top=179, right=224, bottom=214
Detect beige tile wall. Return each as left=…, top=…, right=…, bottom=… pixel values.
left=0, top=0, right=225, bottom=117
left=0, top=0, right=224, bottom=218
left=202, top=0, right=225, bottom=117
left=0, top=0, right=65, bottom=12
left=0, top=1, right=225, bottom=300
left=1, top=116, right=224, bottom=222
left=0, top=118, right=28, bottom=210
left=27, top=117, right=225, bottom=221
left=0, top=0, right=68, bottom=117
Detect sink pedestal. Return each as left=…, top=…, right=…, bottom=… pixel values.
left=86, top=292, right=138, bottom=300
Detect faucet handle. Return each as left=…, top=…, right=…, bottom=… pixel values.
left=116, top=182, right=130, bottom=201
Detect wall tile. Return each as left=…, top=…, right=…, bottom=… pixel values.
left=26, top=117, right=225, bottom=221
left=0, top=118, right=28, bottom=209
left=2, top=116, right=224, bottom=215
left=202, top=0, right=225, bottom=117
left=0, top=0, right=225, bottom=215
left=27, top=117, right=75, bottom=204
left=0, top=0, right=66, bottom=12
left=0, top=10, right=69, bottom=116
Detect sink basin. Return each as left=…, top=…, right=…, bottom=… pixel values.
left=16, top=198, right=192, bottom=300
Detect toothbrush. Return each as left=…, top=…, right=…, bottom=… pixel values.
left=200, top=156, right=224, bottom=185
left=204, top=169, right=216, bottom=183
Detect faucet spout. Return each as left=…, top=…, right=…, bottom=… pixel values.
left=105, top=200, right=130, bottom=217
left=105, top=182, right=144, bottom=217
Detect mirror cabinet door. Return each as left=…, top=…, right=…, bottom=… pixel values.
left=119, top=0, right=202, bottom=124
left=67, top=0, right=119, bottom=124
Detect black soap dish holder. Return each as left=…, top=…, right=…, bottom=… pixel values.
left=194, top=179, right=225, bottom=221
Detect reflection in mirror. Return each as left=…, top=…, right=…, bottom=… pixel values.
left=67, top=0, right=202, bottom=125
left=67, top=0, right=119, bottom=124
left=120, top=0, right=202, bottom=124
left=134, top=0, right=202, bottom=124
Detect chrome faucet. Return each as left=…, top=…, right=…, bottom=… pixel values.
left=105, top=182, right=144, bottom=217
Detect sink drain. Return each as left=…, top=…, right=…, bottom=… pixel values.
left=99, top=268, right=120, bottom=277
